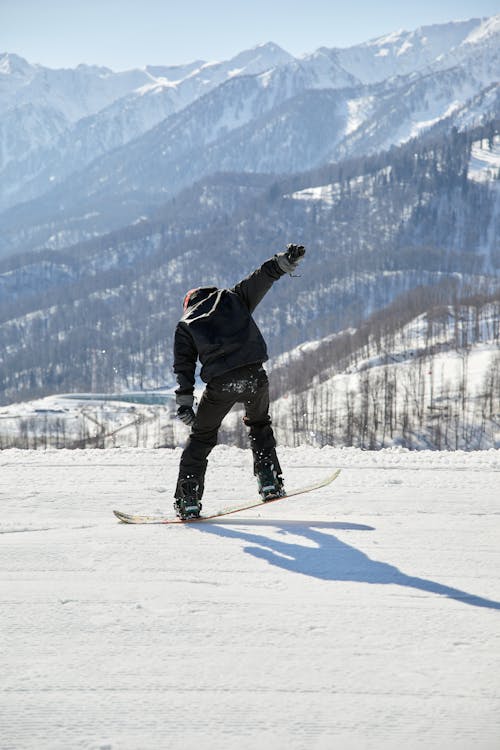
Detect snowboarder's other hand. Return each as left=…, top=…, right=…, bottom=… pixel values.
left=275, top=244, right=306, bottom=274
left=177, top=405, right=196, bottom=426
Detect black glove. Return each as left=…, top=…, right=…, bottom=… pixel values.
left=275, top=244, right=306, bottom=274
left=177, top=405, right=196, bottom=426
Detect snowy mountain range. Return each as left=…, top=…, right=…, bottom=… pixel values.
left=0, top=15, right=499, bottom=446
left=0, top=15, right=499, bottom=256
left=0, top=42, right=293, bottom=205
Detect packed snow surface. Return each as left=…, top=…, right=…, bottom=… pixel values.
left=1, top=445, right=499, bottom=750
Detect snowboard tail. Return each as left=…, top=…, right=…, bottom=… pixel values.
left=113, top=469, right=341, bottom=525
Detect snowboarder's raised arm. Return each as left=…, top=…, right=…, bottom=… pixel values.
left=232, top=245, right=306, bottom=313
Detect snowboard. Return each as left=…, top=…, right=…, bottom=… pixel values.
left=113, top=468, right=341, bottom=525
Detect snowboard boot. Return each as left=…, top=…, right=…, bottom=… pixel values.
left=255, top=459, right=285, bottom=501
left=173, top=478, right=202, bottom=520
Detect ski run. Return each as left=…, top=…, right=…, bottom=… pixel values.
left=1, top=444, right=499, bottom=749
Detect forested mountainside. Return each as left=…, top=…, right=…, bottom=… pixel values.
left=1, top=121, right=498, bottom=406
left=1, top=289, right=498, bottom=450
left=267, top=288, right=500, bottom=451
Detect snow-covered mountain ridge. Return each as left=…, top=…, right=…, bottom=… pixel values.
left=0, top=15, right=492, bottom=126
left=1, top=14, right=498, bottom=239
left=2, top=75, right=498, bottom=258
left=0, top=43, right=292, bottom=171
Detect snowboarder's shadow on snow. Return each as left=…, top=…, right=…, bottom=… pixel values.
left=194, top=520, right=500, bottom=611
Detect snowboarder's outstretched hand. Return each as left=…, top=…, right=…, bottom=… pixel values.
left=177, top=405, right=196, bottom=426
left=275, top=244, right=306, bottom=274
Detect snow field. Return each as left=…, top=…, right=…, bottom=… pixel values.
left=1, top=445, right=499, bottom=750
left=469, top=136, right=500, bottom=183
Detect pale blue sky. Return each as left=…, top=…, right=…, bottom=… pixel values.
left=1, top=0, right=499, bottom=70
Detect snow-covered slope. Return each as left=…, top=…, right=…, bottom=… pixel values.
left=0, top=391, right=181, bottom=450
left=0, top=85, right=180, bottom=208
left=469, top=134, right=500, bottom=182
left=270, top=303, right=500, bottom=451
left=1, top=446, right=499, bottom=749
left=332, top=71, right=497, bottom=160
left=333, top=17, right=482, bottom=83
left=433, top=13, right=500, bottom=85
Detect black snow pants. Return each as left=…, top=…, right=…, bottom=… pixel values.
left=175, top=364, right=281, bottom=499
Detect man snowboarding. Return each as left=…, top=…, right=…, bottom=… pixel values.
left=173, top=244, right=306, bottom=520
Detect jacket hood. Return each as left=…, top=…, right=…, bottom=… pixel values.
left=183, top=286, right=218, bottom=312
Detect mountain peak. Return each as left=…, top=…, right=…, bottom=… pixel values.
left=253, top=41, right=291, bottom=54
left=227, top=41, right=294, bottom=68
left=463, top=14, right=500, bottom=44
left=319, top=16, right=492, bottom=85
left=363, top=17, right=482, bottom=47
left=0, top=52, right=33, bottom=76
left=144, top=60, right=207, bottom=82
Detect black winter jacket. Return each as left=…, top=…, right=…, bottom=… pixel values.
left=174, top=258, right=285, bottom=396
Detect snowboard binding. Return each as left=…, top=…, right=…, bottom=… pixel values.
left=174, top=478, right=202, bottom=520
left=255, top=460, right=285, bottom=501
